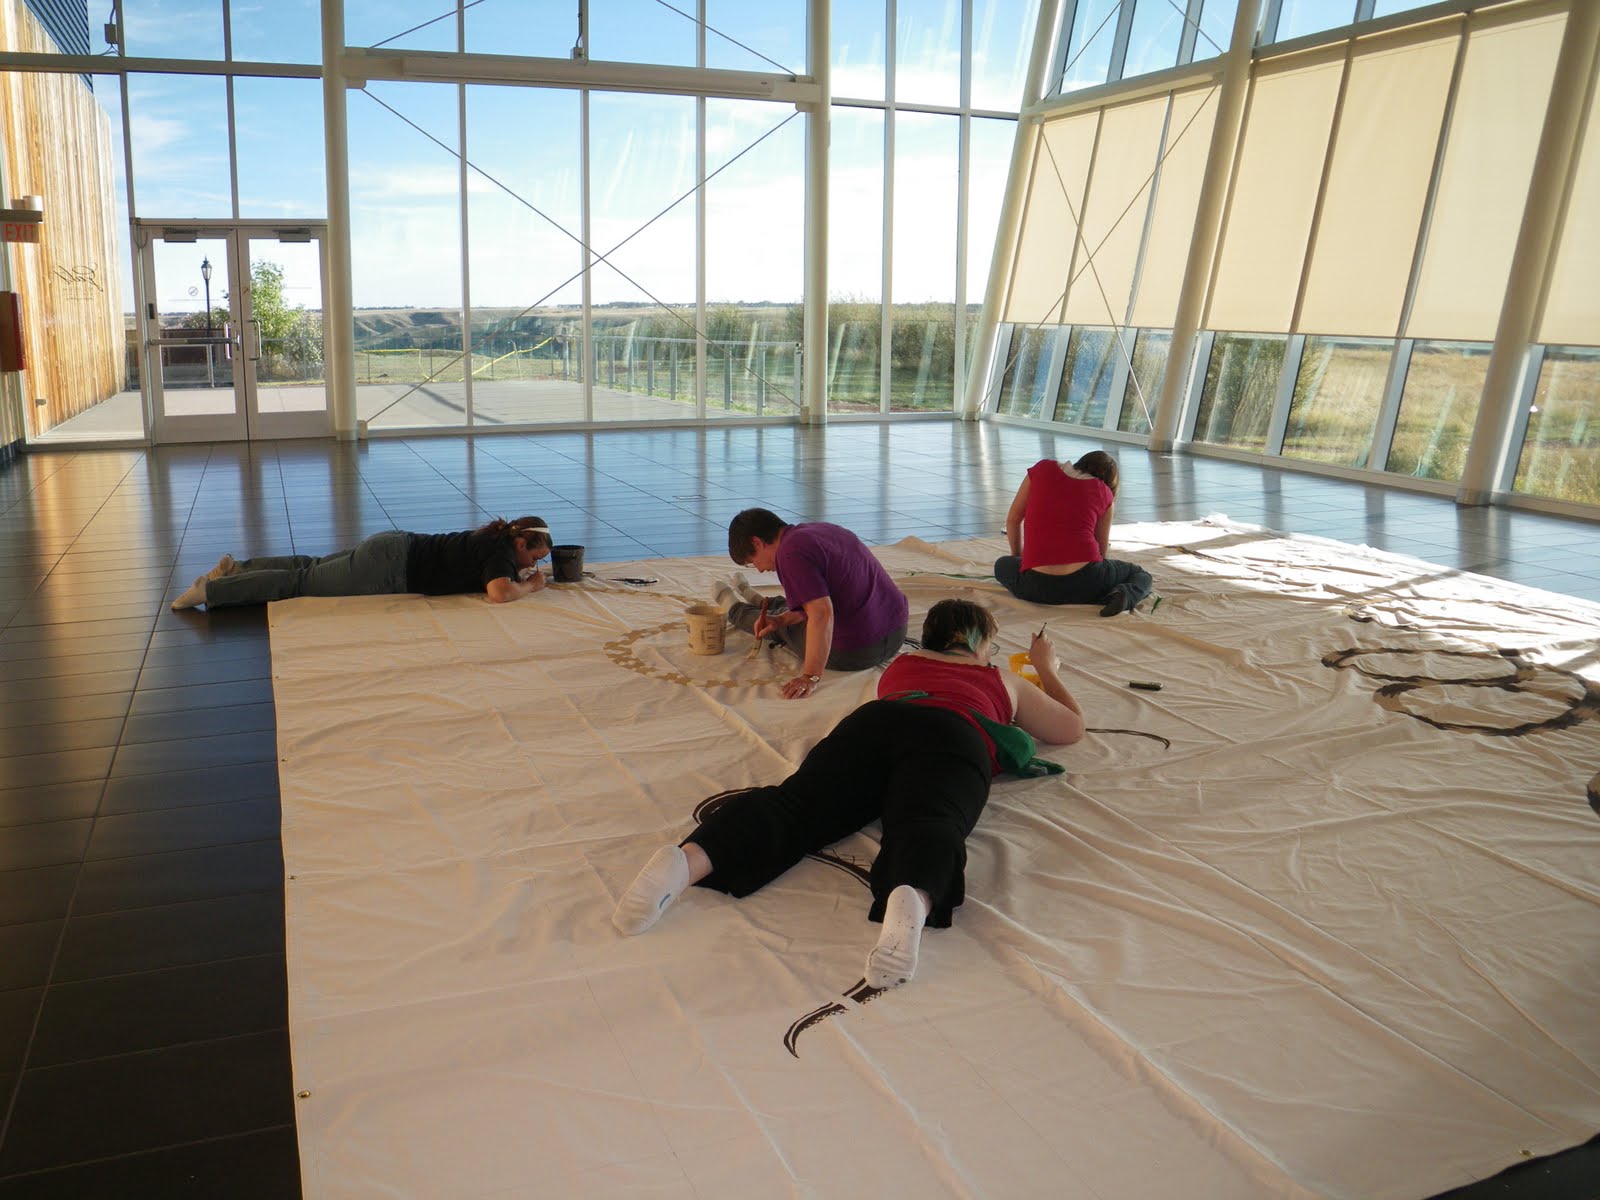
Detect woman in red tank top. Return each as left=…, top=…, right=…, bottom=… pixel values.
left=611, top=600, right=1084, bottom=990
left=994, top=450, right=1154, bottom=615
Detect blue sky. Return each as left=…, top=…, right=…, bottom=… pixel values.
left=95, top=0, right=1411, bottom=318
left=94, top=0, right=1038, bottom=317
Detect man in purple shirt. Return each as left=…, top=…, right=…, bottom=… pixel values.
left=717, top=507, right=909, bottom=700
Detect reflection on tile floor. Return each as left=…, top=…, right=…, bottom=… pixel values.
left=1, top=422, right=1595, bottom=1196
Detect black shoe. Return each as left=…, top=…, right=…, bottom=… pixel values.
left=1099, top=588, right=1129, bottom=617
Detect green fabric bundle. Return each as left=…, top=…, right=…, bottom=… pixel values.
left=883, top=691, right=1064, bottom=778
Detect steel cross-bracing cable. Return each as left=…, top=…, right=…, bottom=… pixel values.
left=358, top=90, right=802, bottom=422
left=984, top=0, right=1229, bottom=423
left=370, top=0, right=797, bottom=76
left=983, top=81, right=1217, bottom=428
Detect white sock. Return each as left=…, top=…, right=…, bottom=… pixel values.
left=171, top=575, right=208, bottom=611
left=709, top=578, right=738, bottom=609
left=729, top=572, right=762, bottom=605
left=612, top=845, right=692, bottom=936
left=206, top=553, right=239, bottom=581
left=866, top=885, right=929, bottom=988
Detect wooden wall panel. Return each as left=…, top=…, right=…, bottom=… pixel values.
left=2, top=0, right=126, bottom=439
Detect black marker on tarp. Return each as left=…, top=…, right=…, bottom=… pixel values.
left=1128, top=680, right=1162, bottom=691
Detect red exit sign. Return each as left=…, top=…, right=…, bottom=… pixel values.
left=3, top=223, right=39, bottom=244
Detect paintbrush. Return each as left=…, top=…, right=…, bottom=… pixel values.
left=747, top=596, right=769, bottom=659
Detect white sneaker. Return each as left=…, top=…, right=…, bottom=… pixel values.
left=171, top=575, right=208, bottom=611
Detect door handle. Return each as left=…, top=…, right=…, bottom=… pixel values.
left=249, top=318, right=262, bottom=362
left=224, top=321, right=234, bottom=361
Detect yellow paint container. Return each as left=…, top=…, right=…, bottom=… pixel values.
left=1008, top=652, right=1042, bottom=689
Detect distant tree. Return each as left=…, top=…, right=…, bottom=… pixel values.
left=179, top=260, right=323, bottom=375
left=252, top=261, right=322, bottom=373
left=244, top=261, right=293, bottom=343
left=177, top=262, right=289, bottom=335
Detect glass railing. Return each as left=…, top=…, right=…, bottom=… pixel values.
left=144, top=330, right=802, bottom=417
left=588, top=335, right=802, bottom=416
left=153, top=337, right=234, bottom=389
left=350, top=331, right=800, bottom=425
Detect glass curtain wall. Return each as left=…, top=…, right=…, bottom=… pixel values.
left=889, top=112, right=960, bottom=411
left=5, top=0, right=327, bottom=444
left=827, top=108, right=888, bottom=411
left=345, top=0, right=1035, bottom=427
left=4, top=0, right=1041, bottom=441
left=289, top=1, right=811, bottom=430
left=349, top=81, right=464, bottom=432
left=461, top=86, right=583, bottom=426
left=991, top=0, right=1600, bottom=512
left=588, top=93, right=698, bottom=424
left=993, top=77, right=1216, bottom=425
left=829, top=0, right=1040, bottom=415
left=704, top=101, right=806, bottom=421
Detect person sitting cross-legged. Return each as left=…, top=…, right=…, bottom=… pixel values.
left=712, top=507, right=908, bottom=700
left=993, top=451, right=1153, bottom=616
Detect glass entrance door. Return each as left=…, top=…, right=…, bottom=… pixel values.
left=145, top=230, right=241, bottom=441
left=142, top=222, right=330, bottom=442
left=241, top=232, right=329, bottom=439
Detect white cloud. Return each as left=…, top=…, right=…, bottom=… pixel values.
left=349, top=165, right=496, bottom=199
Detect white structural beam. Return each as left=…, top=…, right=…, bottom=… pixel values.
left=581, top=91, right=594, bottom=423
left=696, top=0, right=708, bottom=420
left=802, top=0, right=831, bottom=425
left=1457, top=0, right=1600, bottom=504
left=321, top=0, right=358, bottom=440
left=1145, top=0, right=1264, bottom=452
left=350, top=49, right=820, bottom=105
left=958, top=0, right=1072, bottom=418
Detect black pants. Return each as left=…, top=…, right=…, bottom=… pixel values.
left=726, top=597, right=906, bottom=671
left=687, top=701, right=992, bottom=928
left=993, top=555, right=1153, bottom=609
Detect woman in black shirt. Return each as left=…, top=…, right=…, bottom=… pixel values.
left=171, top=517, right=553, bottom=610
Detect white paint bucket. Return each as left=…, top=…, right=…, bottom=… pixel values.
left=685, top=604, right=726, bottom=655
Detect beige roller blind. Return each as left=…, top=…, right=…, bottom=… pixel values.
left=1296, top=27, right=1458, bottom=337
left=1004, top=111, right=1098, bottom=325
left=1538, top=57, right=1600, bottom=347
left=1205, top=49, right=1344, bottom=333
left=1128, top=86, right=1217, bottom=329
left=1406, top=10, right=1566, bottom=342
left=1062, top=96, right=1169, bottom=325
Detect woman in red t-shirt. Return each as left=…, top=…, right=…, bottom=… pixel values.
left=611, top=600, right=1084, bottom=989
left=994, top=450, right=1152, bottom=615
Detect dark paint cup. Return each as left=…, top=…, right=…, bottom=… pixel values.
left=550, top=544, right=585, bottom=583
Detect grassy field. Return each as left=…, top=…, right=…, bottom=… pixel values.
left=1516, top=353, right=1600, bottom=503
left=302, top=312, right=1600, bottom=505
left=1000, top=329, right=1597, bottom=505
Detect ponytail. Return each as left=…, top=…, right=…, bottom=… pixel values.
left=920, top=599, right=999, bottom=654
left=1073, top=451, right=1120, bottom=495
left=477, top=515, right=553, bottom=554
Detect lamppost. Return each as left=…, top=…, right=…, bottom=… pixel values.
left=200, top=257, right=214, bottom=387
left=200, top=256, right=212, bottom=336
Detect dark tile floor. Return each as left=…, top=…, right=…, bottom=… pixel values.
left=0, top=423, right=1596, bottom=1198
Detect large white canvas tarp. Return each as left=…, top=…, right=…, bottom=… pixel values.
left=272, top=522, right=1600, bottom=1199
